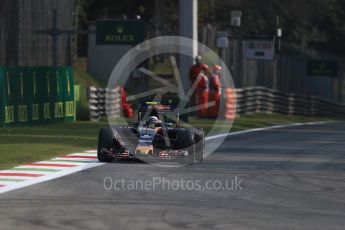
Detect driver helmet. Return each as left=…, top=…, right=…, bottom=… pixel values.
left=147, top=116, right=161, bottom=128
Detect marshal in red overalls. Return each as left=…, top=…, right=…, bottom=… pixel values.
left=195, top=71, right=209, bottom=118
left=189, top=55, right=209, bottom=109
left=208, top=65, right=222, bottom=118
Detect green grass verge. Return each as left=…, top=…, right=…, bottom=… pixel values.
left=0, top=114, right=333, bottom=170
left=0, top=121, right=106, bottom=170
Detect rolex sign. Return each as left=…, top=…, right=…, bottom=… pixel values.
left=96, top=20, right=145, bottom=45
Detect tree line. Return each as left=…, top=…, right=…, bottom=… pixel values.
left=76, top=0, right=345, bottom=55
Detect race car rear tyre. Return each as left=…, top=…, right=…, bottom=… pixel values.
left=175, top=130, right=195, bottom=164
left=97, top=128, right=114, bottom=162
left=194, top=129, right=205, bottom=162
left=175, top=130, right=195, bottom=150
left=152, top=129, right=178, bottom=150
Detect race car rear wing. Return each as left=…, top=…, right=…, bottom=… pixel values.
left=138, top=102, right=180, bottom=127
left=139, top=102, right=177, bottom=112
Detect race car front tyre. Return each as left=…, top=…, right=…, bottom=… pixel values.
left=97, top=128, right=114, bottom=162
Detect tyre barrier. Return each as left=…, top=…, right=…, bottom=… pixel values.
left=88, top=86, right=121, bottom=121
left=225, top=88, right=236, bottom=120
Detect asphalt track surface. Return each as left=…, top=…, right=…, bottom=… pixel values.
left=0, top=122, right=345, bottom=230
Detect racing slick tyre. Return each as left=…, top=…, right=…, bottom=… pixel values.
left=175, top=130, right=195, bottom=164
left=152, top=129, right=177, bottom=150
left=97, top=128, right=114, bottom=162
left=194, top=129, right=205, bottom=162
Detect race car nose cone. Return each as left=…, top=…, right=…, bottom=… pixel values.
left=135, top=146, right=153, bottom=155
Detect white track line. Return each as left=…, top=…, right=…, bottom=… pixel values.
left=35, top=160, right=89, bottom=165
left=205, top=121, right=333, bottom=141
left=0, top=181, right=19, bottom=186
left=51, top=157, right=98, bottom=162
left=66, top=153, right=98, bottom=157
left=0, top=121, right=333, bottom=194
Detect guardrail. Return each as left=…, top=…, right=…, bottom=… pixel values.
left=88, top=86, right=345, bottom=120
left=88, top=86, right=121, bottom=121
left=234, top=86, right=345, bottom=117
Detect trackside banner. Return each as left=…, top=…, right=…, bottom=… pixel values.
left=0, top=66, right=75, bottom=127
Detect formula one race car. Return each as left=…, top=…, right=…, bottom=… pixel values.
left=97, top=102, right=205, bottom=164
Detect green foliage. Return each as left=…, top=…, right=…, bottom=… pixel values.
left=77, top=0, right=155, bottom=21
left=199, top=0, right=345, bottom=54
left=73, top=58, right=102, bottom=120
left=77, top=0, right=345, bottom=55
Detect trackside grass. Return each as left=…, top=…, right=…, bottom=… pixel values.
left=0, top=114, right=332, bottom=170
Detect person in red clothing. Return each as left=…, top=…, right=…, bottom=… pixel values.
left=120, top=86, right=133, bottom=118
left=208, top=64, right=222, bottom=118
left=189, top=55, right=209, bottom=84
left=189, top=55, right=209, bottom=110
left=195, top=70, right=209, bottom=118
